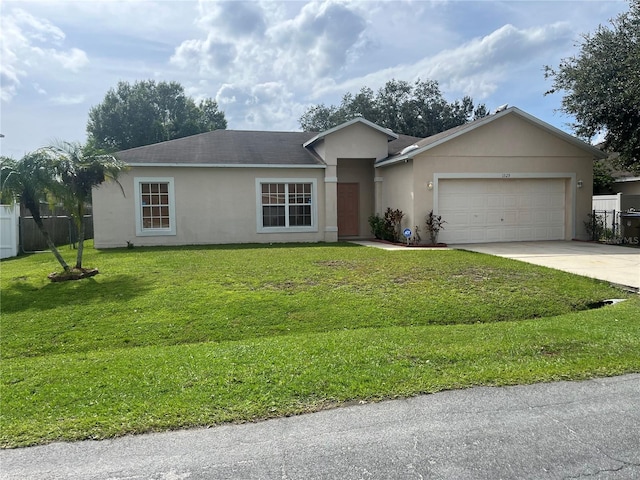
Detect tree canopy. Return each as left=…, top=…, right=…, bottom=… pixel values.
left=545, top=0, right=640, bottom=173
left=87, top=80, right=227, bottom=151
left=299, top=79, right=488, bottom=137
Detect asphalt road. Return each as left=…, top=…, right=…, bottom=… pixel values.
left=2, top=374, right=639, bottom=479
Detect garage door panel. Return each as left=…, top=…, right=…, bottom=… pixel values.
left=487, top=195, right=504, bottom=208
left=438, top=178, right=566, bottom=244
left=517, top=227, right=535, bottom=240
left=503, top=195, right=519, bottom=208
left=549, top=210, right=565, bottom=223
left=486, top=212, right=504, bottom=225
left=502, top=211, right=518, bottom=225
left=532, top=195, right=549, bottom=208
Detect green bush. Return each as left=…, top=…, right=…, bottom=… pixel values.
left=369, top=208, right=404, bottom=242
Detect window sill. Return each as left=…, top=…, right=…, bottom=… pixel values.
left=257, top=226, right=318, bottom=234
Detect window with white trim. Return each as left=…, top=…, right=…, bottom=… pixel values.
left=134, top=177, right=176, bottom=236
left=256, top=179, right=317, bottom=232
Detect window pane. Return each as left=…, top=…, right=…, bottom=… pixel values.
left=289, top=205, right=311, bottom=226
left=263, top=205, right=285, bottom=227
left=140, top=182, right=171, bottom=230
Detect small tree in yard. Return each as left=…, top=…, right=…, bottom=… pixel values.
left=1, top=153, right=71, bottom=272
left=425, top=210, right=446, bottom=245
left=1, top=144, right=127, bottom=281
left=44, top=142, right=127, bottom=273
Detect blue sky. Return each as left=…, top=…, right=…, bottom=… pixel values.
left=0, top=0, right=629, bottom=158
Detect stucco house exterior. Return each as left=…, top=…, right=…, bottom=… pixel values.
left=613, top=176, right=640, bottom=195
left=92, top=107, right=605, bottom=248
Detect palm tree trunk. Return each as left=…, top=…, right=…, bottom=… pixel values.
left=32, top=214, right=70, bottom=272
left=75, top=206, right=85, bottom=269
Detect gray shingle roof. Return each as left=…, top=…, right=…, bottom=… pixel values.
left=388, top=134, right=425, bottom=155
left=115, top=128, right=423, bottom=167
left=116, top=130, right=324, bottom=166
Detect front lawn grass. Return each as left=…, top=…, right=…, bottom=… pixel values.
left=1, top=242, right=638, bottom=447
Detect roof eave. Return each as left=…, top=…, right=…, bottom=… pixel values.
left=126, top=162, right=326, bottom=169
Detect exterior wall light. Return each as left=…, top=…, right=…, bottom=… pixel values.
left=577, top=180, right=583, bottom=188
left=427, top=181, right=433, bottom=190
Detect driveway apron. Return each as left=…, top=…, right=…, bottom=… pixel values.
left=454, top=241, right=640, bottom=291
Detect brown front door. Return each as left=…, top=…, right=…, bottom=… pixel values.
left=337, top=183, right=359, bottom=236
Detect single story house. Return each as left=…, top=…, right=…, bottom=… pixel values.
left=92, top=107, right=605, bottom=247
left=613, top=176, right=640, bottom=195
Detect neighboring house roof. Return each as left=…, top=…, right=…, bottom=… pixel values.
left=116, top=130, right=324, bottom=168
left=375, top=106, right=607, bottom=167
left=596, top=151, right=639, bottom=181
left=303, top=117, right=398, bottom=148
left=615, top=176, right=640, bottom=184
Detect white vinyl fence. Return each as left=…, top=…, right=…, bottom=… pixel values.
left=592, top=193, right=622, bottom=212
left=0, top=204, right=19, bottom=259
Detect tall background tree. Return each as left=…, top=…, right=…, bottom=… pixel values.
left=299, top=79, right=488, bottom=137
left=545, top=0, right=640, bottom=173
left=87, top=80, right=227, bottom=151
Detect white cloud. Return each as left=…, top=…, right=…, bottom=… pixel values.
left=214, top=81, right=304, bottom=131
left=50, top=94, right=86, bottom=106
left=171, top=0, right=368, bottom=85
left=33, top=83, right=47, bottom=95
left=312, top=21, right=573, bottom=102
left=9, top=7, right=65, bottom=44
left=50, top=48, right=89, bottom=72
left=0, top=8, right=89, bottom=102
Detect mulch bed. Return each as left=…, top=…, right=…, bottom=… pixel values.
left=48, top=268, right=99, bottom=282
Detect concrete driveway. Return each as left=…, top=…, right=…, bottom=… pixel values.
left=455, top=241, right=640, bottom=291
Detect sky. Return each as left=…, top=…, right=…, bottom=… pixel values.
left=0, top=0, right=629, bottom=158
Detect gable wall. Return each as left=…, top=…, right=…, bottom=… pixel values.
left=322, top=122, right=390, bottom=166
left=380, top=114, right=596, bottom=240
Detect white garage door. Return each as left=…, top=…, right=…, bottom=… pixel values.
left=438, top=178, right=566, bottom=244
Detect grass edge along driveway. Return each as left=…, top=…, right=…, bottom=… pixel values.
left=1, top=243, right=638, bottom=447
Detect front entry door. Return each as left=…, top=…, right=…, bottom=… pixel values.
left=337, top=183, right=359, bottom=236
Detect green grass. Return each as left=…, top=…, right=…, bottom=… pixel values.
left=1, top=242, right=638, bottom=447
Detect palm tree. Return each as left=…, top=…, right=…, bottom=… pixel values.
left=0, top=153, right=71, bottom=271
left=44, top=142, right=127, bottom=269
